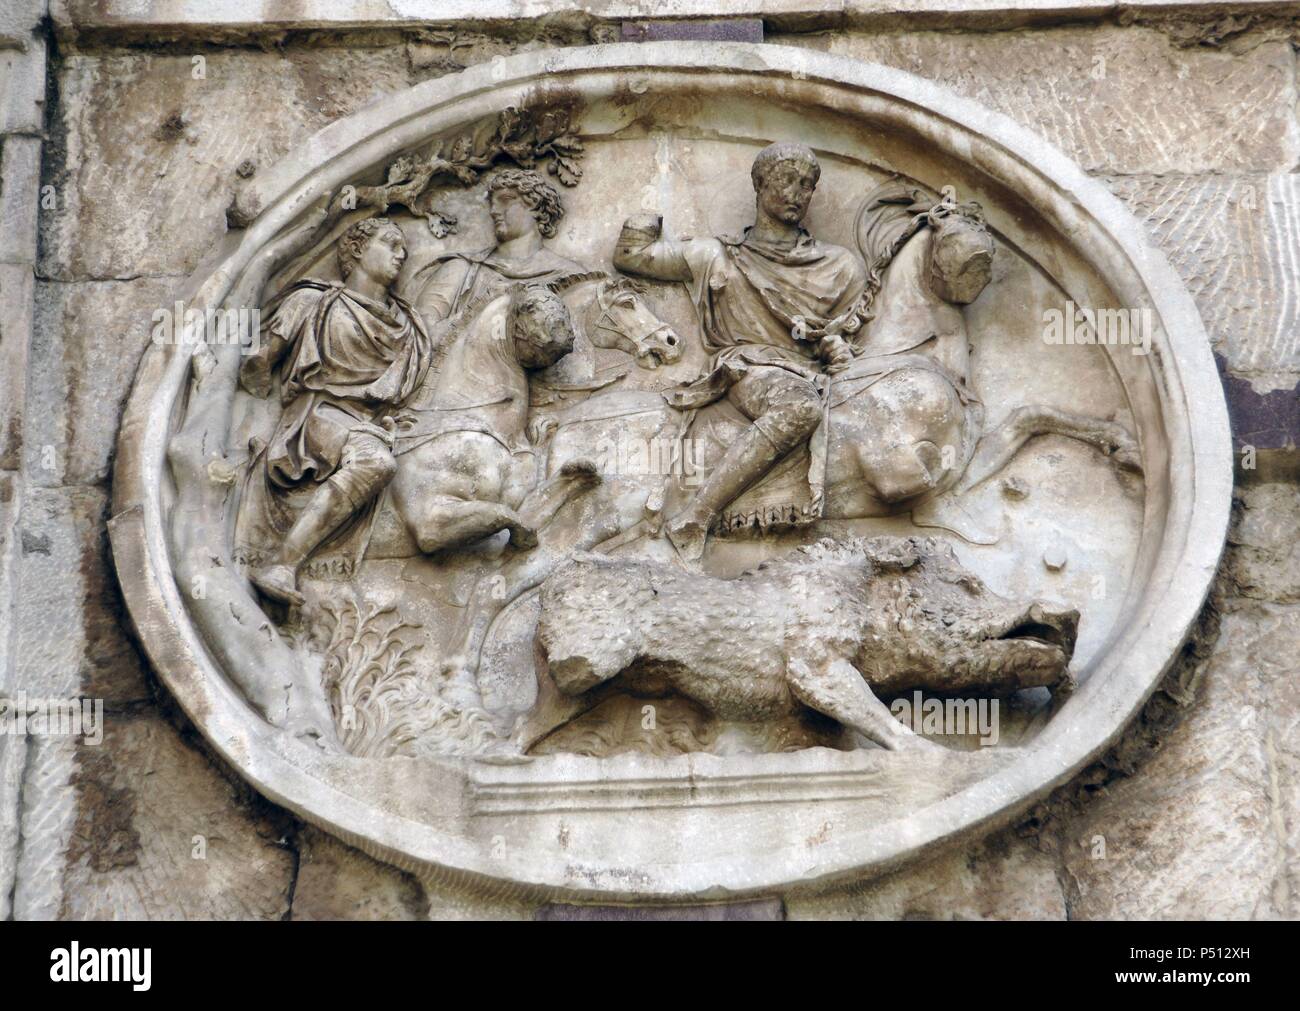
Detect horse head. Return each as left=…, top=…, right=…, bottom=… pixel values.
left=924, top=203, right=994, bottom=306
left=508, top=283, right=578, bottom=370
left=589, top=277, right=682, bottom=369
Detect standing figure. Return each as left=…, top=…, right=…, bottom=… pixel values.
left=236, top=217, right=433, bottom=605
left=613, top=143, right=869, bottom=560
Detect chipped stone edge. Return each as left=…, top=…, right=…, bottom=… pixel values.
left=108, top=42, right=1233, bottom=901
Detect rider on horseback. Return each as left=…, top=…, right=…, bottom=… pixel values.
left=613, top=142, right=869, bottom=560
left=237, top=218, right=434, bottom=605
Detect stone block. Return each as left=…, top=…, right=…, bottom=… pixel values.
left=0, top=0, right=45, bottom=51
left=28, top=277, right=174, bottom=488
left=0, top=264, right=34, bottom=471
left=290, top=826, right=426, bottom=921
left=41, top=47, right=414, bottom=281
left=11, top=485, right=150, bottom=705
left=0, top=38, right=46, bottom=135
left=1228, top=483, right=1300, bottom=604
left=778, top=26, right=1299, bottom=175
left=1107, top=172, right=1300, bottom=389
left=1060, top=605, right=1285, bottom=919
left=60, top=712, right=295, bottom=920
left=0, top=136, right=43, bottom=264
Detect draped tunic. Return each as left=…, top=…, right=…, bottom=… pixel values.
left=615, top=226, right=867, bottom=407
left=243, top=279, right=434, bottom=490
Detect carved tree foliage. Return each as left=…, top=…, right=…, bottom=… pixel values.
left=333, top=105, right=585, bottom=237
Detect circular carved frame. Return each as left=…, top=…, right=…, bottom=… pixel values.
left=111, top=43, right=1232, bottom=901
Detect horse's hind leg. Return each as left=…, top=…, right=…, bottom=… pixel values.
left=957, top=405, right=1142, bottom=493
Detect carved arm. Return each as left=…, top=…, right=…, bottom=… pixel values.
left=612, top=213, right=693, bottom=283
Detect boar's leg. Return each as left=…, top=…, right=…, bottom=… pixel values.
left=510, top=637, right=609, bottom=753
left=788, top=658, right=939, bottom=752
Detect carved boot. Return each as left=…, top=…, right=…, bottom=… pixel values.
left=250, top=480, right=358, bottom=606
left=666, top=424, right=785, bottom=562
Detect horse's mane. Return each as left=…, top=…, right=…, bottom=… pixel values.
left=544, top=269, right=608, bottom=295
left=846, top=178, right=987, bottom=345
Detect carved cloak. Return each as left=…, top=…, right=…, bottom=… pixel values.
left=664, top=229, right=868, bottom=531
left=234, top=280, right=433, bottom=576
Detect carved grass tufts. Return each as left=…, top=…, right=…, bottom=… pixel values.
left=318, top=599, right=499, bottom=758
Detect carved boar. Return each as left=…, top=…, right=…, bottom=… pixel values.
left=526, top=536, right=1078, bottom=752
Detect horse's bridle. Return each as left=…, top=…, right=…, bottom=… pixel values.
left=592, top=286, right=675, bottom=359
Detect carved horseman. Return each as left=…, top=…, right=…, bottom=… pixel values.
left=613, top=143, right=869, bottom=560
left=406, top=168, right=589, bottom=323
left=236, top=217, right=434, bottom=605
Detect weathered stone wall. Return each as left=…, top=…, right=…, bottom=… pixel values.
left=1, top=1, right=1295, bottom=919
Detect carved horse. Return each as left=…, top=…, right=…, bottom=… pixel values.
left=384, top=282, right=590, bottom=556
left=378, top=274, right=681, bottom=558
left=540, top=188, right=1139, bottom=537
left=820, top=183, right=1140, bottom=520
left=667, top=185, right=1141, bottom=537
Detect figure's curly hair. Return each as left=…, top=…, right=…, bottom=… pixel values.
left=751, top=142, right=821, bottom=192
left=337, top=217, right=398, bottom=280
left=486, top=169, right=564, bottom=238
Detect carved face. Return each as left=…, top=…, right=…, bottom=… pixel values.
left=355, top=224, right=407, bottom=288
left=850, top=537, right=1079, bottom=695
left=755, top=160, right=818, bottom=226
left=510, top=285, right=576, bottom=369
left=489, top=186, right=539, bottom=243
left=926, top=217, right=994, bottom=305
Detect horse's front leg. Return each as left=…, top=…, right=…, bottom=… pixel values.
left=410, top=496, right=538, bottom=554
left=957, top=405, right=1142, bottom=493
left=515, top=458, right=602, bottom=532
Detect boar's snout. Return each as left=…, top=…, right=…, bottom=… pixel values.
left=995, top=602, right=1079, bottom=658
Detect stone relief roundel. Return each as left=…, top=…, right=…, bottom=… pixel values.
left=111, top=43, right=1231, bottom=900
